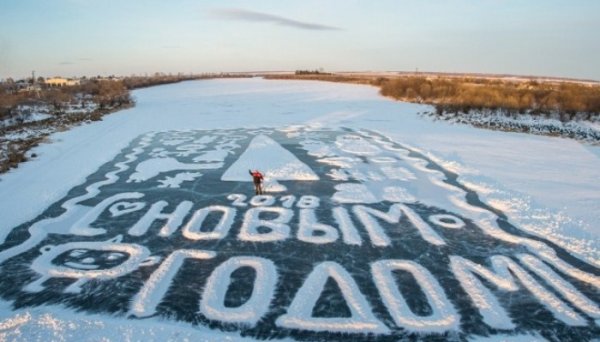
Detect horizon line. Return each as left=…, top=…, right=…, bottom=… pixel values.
left=2, top=70, right=598, bottom=84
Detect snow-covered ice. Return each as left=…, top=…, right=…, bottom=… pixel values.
left=0, top=78, right=598, bottom=341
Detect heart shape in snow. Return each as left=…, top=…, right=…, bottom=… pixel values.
left=109, top=201, right=146, bottom=217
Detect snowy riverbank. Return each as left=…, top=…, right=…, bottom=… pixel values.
left=422, top=110, right=600, bottom=144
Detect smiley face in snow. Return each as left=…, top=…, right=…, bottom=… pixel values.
left=25, top=235, right=160, bottom=293
left=52, top=249, right=130, bottom=271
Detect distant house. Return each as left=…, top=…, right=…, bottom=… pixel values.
left=14, top=80, right=41, bottom=92
left=45, top=77, right=80, bottom=87
left=15, top=80, right=30, bottom=90
left=22, top=84, right=42, bottom=92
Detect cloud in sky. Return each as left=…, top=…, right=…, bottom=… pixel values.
left=59, top=58, right=92, bottom=66
left=211, top=8, right=342, bottom=31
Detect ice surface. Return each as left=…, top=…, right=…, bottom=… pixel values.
left=470, top=333, right=548, bottom=342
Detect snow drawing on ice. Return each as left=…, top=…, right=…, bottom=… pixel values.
left=25, top=235, right=160, bottom=294
left=127, top=157, right=221, bottom=183
left=157, top=172, right=202, bottom=188
left=221, top=134, right=319, bottom=192
left=0, top=127, right=598, bottom=341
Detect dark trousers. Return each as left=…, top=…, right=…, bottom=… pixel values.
left=254, top=181, right=263, bottom=195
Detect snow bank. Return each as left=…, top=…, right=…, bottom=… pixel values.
left=0, top=303, right=271, bottom=342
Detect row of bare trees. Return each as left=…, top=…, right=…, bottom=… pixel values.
left=268, top=73, right=600, bottom=120
left=1, top=72, right=261, bottom=124
left=121, top=73, right=251, bottom=89
left=378, top=77, right=600, bottom=119
left=0, top=79, right=132, bottom=121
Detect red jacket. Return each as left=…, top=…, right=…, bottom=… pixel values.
left=250, top=170, right=263, bottom=183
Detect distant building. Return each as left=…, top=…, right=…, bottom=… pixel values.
left=15, top=80, right=30, bottom=89
left=14, top=80, right=41, bottom=92
left=45, top=77, right=80, bottom=87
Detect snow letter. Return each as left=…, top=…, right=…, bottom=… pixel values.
left=276, top=261, right=389, bottom=334
left=352, top=205, right=393, bottom=246
left=353, top=204, right=445, bottom=247
left=535, top=250, right=600, bottom=290
left=297, top=209, right=339, bottom=244
left=371, top=259, right=459, bottom=333
left=238, top=207, right=292, bottom=242
left=450, top=255, right=587, bottom=329
left=332, top=207, right=362, bottom=246
left=182, top=205, right=236, bottom=240
left=72, top=192, right=145, bottom=236
left=396, top=204, right=446, bottom=246
left=518, top=254, right=600, bottom=325
left=130, top=249, right=216, bottom=317
left=200, top=256, right=277, bottom=326
left=128, top=200, right=193, bottom=237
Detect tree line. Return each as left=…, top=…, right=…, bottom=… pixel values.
left=267, top=73, right=600, bottom=120
left=0, top=73, right=257, bottom=173
left=0, top=79, right=132, bottom=120
left=121, top=73, right=252, bottom=89
left=377, top=77, right=600, bottom=120
left=0, top=72, right=255, bottom=120
left=295, top=69, right=331, bottom=75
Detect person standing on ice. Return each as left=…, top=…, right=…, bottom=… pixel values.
left=249, top=169, right=264, bottom=195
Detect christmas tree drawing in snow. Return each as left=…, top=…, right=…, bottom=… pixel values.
left=222, top=134, right=319, bottom=192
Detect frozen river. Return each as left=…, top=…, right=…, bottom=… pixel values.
left=0, top=78, right=598, bottom=341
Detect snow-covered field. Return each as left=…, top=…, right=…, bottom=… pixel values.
left=0, top=78, right=598, bottom=341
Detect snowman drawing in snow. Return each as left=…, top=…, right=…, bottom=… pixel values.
left=221, top=134, right=319, bottom=193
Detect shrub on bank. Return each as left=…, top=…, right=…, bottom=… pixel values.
left=379, top=77, right=600, bottom=119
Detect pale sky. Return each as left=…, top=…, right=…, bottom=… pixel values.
left=1, top=0, right=599, bottom=80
